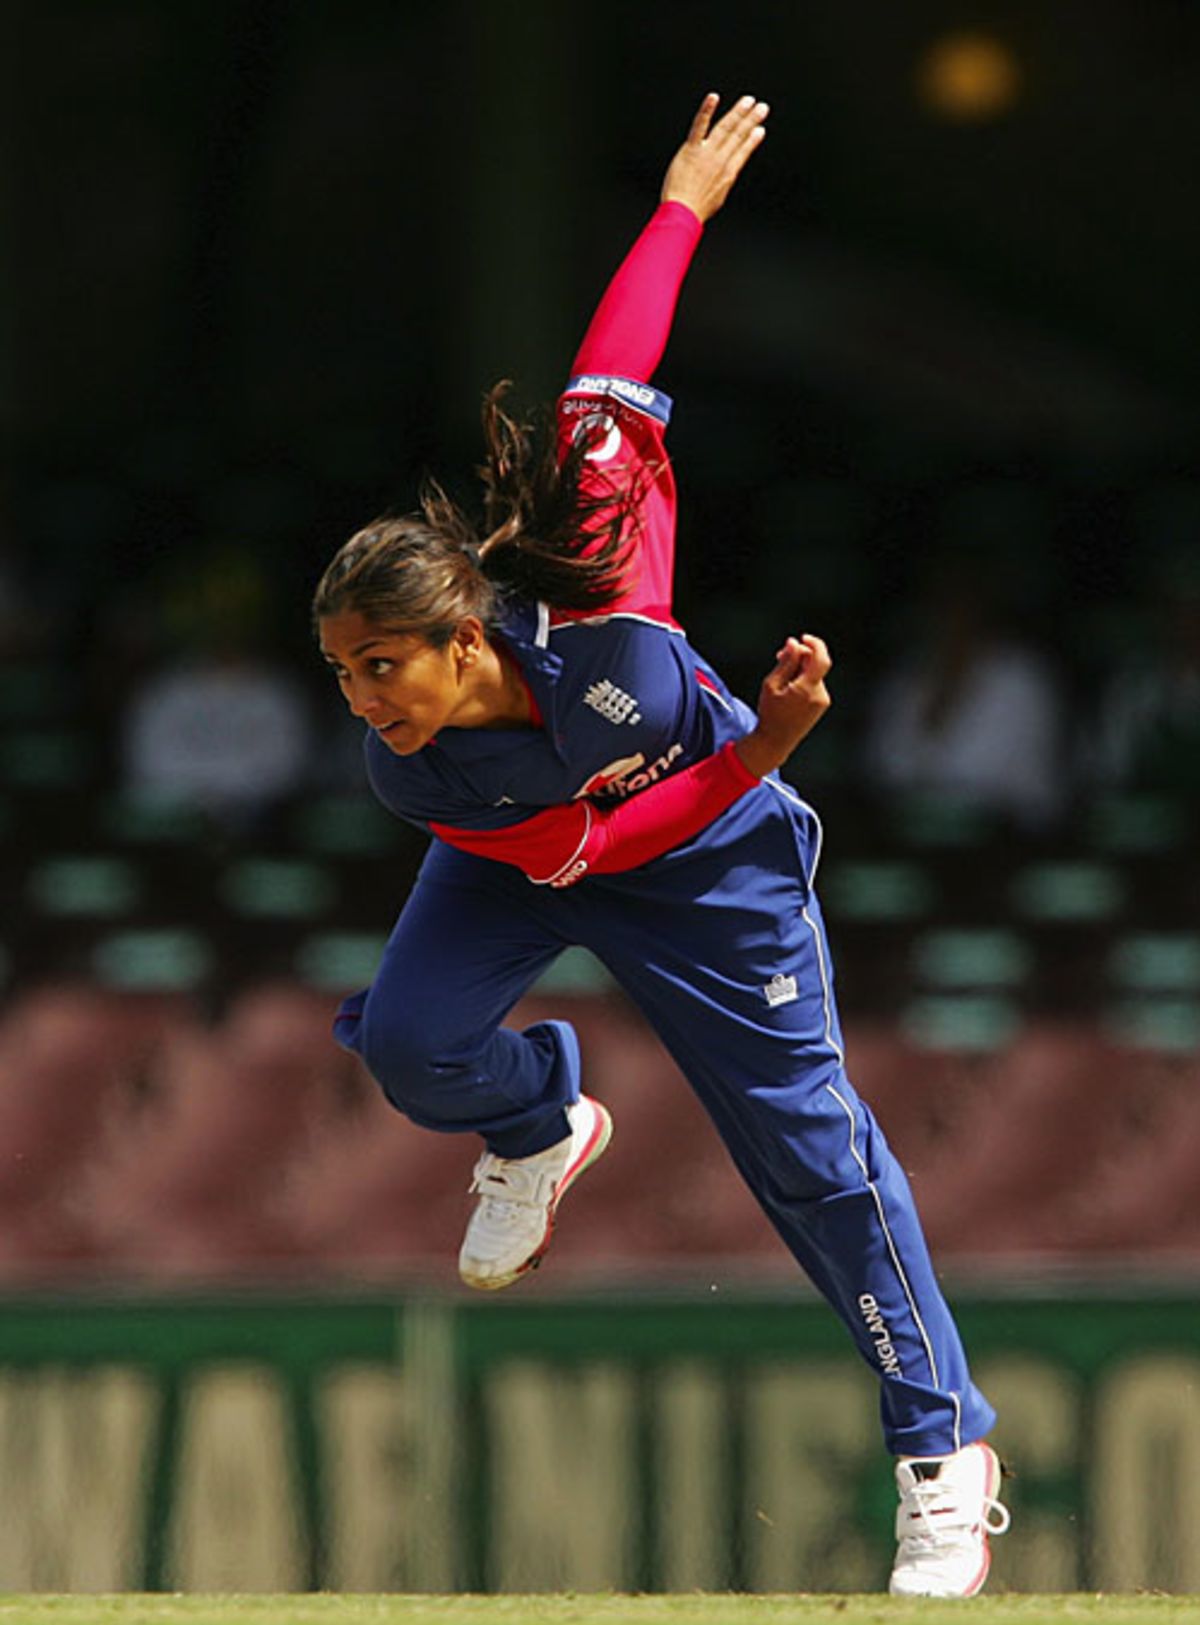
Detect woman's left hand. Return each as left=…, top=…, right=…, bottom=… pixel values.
left=735, top=635, right=833, bottom=779
left=661, top=92, right=770, bottom=224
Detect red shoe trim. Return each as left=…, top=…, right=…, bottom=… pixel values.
left=963, top=1443, right=1000, bottom=1596
left=503, top=1101, right=612, bottom=1283
left=553, top=1100, right=612, bottom=1206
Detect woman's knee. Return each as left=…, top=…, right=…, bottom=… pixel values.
left=356, top=990, right=496, bottom=1122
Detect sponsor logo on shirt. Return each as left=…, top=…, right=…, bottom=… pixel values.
left=571, top=410, right=622, bottom=463
left=575, top=754, right=645, bottom=798
left=575, top=743, right=684, bottom=802
left=583, top=678, right=642, bottom=726
left=550, top=858, right=590, bottom=889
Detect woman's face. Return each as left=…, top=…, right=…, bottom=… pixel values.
left=319, top=608, right=477, bottom=755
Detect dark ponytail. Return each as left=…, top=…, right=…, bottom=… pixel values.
left=313, top=381, right=642, bottom=639
left=466, top=382, right=640, bottom=611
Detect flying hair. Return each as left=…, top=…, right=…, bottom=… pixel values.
left=313, top=381, right=647, bottom=640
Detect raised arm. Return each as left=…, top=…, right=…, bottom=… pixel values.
left=571, top=93, right=770, bottom=383
left=569, top=203, right=702, bottom=384
left=557, top=94, right=770, bottom=626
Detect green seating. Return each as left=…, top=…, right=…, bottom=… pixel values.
left=91, top=928, right=215, bottom=991
left=294, top=931, right=389, bottom=992
left=28, top=855, right=143, bottom=919
left=220, top=858, right=337, bottom=921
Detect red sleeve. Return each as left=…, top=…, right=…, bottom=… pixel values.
left=571, top=201, right=703, bottom=382
left=554, top=202, right=702, bottom=628
left=430, top=741, right=760, bottom=887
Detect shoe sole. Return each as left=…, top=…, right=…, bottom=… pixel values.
left=463, top=1097, right=613, bottom=1291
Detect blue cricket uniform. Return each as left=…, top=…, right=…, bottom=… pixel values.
left=332, top=201, right=995, bottom=1457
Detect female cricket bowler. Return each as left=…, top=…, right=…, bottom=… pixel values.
left=314, top=92, right=1008, bottom=1596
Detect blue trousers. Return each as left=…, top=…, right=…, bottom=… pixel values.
left=335, top=787, right=995, bottom=1457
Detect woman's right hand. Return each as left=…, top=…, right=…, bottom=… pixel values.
left=735, top=635, right=833, bottom=779
left=660, top=92, right=769, bottom=224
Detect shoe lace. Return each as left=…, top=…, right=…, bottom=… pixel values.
left=898, top=1475, right=1011, bottom=1552
left=469, top=1153, right=551, bottom=1218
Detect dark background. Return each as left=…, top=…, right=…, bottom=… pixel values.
left=9, top=0, right=1200, bottom=716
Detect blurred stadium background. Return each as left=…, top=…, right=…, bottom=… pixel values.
left=4, top=0, right=1200, bottom=1600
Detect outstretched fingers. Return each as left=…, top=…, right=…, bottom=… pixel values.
left=686, top=91, right=720, bottom=146
left=705, top=96, right=769, bottom=196
left=708, top=94, right=770, bottom=156
left=660, top=88, right=770, bottom=222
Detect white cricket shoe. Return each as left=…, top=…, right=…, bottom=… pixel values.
left=458, top=1095, right=612, bottom=1291
left=889, top=1440, right=1010, bottom=1597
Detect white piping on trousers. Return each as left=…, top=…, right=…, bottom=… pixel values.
left=767, top=776, right=824, bottom=887
left=802, top=901, right=942, bottom=1395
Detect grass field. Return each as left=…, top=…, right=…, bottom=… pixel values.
left=0, top=1597, right=1191, bottom=1625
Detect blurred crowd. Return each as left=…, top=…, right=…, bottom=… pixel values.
left=2, top=458, right=1200, bottom=1284
left=6, top=465, right=1200, bottom=845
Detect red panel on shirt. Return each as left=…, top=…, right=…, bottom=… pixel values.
left=430, top=741, right=759, bottom=887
